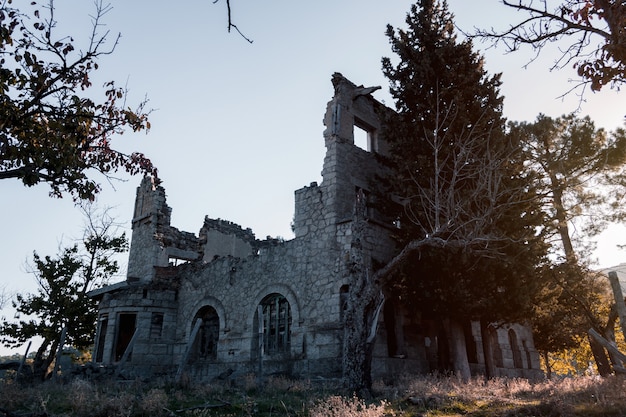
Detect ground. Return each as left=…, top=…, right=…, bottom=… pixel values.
left=1, top=374, right=626, bottom=416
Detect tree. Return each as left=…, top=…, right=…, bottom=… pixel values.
left=0, top=285, right=10, bottom=310
left=531, top=264, right=615, bottom=377
left=383, top=0, right=545, bottom=362
left=341, top=0, right=547, bottom=393
left=475, top=0, right=626, bottom=91
left=0, top=0, right=157, bottom=201
left=510, top=113, right=626, bottom=263
left=509, top=113, right=626, bottom=375
left=0, top=206, right=128, bottom=379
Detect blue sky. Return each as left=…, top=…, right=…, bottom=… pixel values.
left=1, top=0, right=624, bottom=355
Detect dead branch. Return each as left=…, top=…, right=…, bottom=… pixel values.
left=472, top=0, right=626, bottom=91
left=166, top=398, right=232, bottom=414
left=588, top=328, right=626, bottom=374
left=213, top=0, right=253, bottom=43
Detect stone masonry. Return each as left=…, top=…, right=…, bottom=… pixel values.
left=90, top=73, right=543, bottom=381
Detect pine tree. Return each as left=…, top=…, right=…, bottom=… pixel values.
left=378, top=0, right=547, bottom=376
left=509, top=113, right=626, bottom=376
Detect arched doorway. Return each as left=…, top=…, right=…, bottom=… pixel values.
left=192, top=306, right=220, bottom=360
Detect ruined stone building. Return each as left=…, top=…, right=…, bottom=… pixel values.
left=90, top=74, right=543, bottom=380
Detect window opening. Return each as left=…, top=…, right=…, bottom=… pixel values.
left=354, top=124, right=369, bottom=151
left=94, top=315, right=108, bottom=362
left=522, top=340, right=532, bottom=369
left=169, top=257, right=190, bottom=266
left=114, top=313, right=136, bottom=362
left=150, top=313, right=164, bottom=339
left=508, top=329, right=523, bottom=368
left=463, top=321, right=478, bottom=363
left=489, top=327, right=503, bottom=368
left=354, top=118, right=377, bottom=152
left=259, top=294, right=291, bottom=356
left=193, top=306, right=219, bottom=360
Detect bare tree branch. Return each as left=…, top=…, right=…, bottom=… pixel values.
left=472, top=0, right=626, bottom=91
left=213, top=0, right=253, bottom=44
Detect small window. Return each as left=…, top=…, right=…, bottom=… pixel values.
left=150, top=313, right=164, bottom=339
left=354, top=118, right=377, bottom=152
left=354, top=125, right=370, bottom=151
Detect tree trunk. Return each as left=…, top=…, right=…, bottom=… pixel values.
left=436, top=318, right=450, bottom=373
left=608, top=271, right=626, bottom=338
left=33, top=338, right=56, bottom=380
left=602, top=306, right=623, bottom=371
left=342, top=277, right=382, bottom=396
left=444, top=319, right=471, bottom=380
left=541, top=351, right=552, bottom=379
left=480, top=319, right=496, bottom=379
left=548, top=173, right=576, bottom=264
left=342, top=188, right=382, bottom=396
left=588, top=334, right=612, bottom=376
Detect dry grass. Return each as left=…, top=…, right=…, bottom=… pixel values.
left=1, top=373, right=626, bottom=416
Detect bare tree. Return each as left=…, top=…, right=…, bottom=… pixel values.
left=474, top=0, right=626, bottom=91
left=342, top=105, right=542, bottom=392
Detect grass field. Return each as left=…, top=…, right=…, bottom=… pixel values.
left=1, top=373, right=626, bottom=416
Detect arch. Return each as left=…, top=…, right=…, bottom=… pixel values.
left=192, top=306, right=219, bottom=360
left=488, top=327, right=503, bottom=368
left=253, top=293, right=292, bottom=357
left=247, top=284, right=300, bottom=330
left=187, top=296, right=228, bottom=336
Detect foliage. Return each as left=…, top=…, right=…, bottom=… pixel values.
left=0, top=0, right=157, bottom=200
left=310, top=395, right=392, bottom=417
left=0, top=206, right=127, bottom=378
left=509, top=113, right=626, bottom=373
left=476, top=0, right=626, bottom=91
left=532, top=264, right=616, bottom=375
left=379, top=0, right=546, bottom=324
left=510, top=113, right=626, bottom=261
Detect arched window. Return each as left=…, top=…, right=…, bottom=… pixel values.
left=192, top=306, right=219, bottom=360
left=489, top=327, right=503, bottom=368
left=508, top=329, right=523, bottom=369
left=258, top=293, right=291, bottom=356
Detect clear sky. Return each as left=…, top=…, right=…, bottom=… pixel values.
left=1, top=1, right=624, bottom=355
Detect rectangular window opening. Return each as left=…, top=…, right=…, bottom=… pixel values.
left=150, top=312, right=164, bottom=339
left=114, top=313, right=137, bottom=362
left=354, top=124, right=370, bottom=151
left=354, top=118, right=377, bottom=152
left=94, top=315, right=108, bottom=363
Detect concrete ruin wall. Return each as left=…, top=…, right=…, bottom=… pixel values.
left=91, top=73, right=543, bottom=381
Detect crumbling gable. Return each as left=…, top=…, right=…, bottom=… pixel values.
left=90, top=73, right=543, bottom=381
